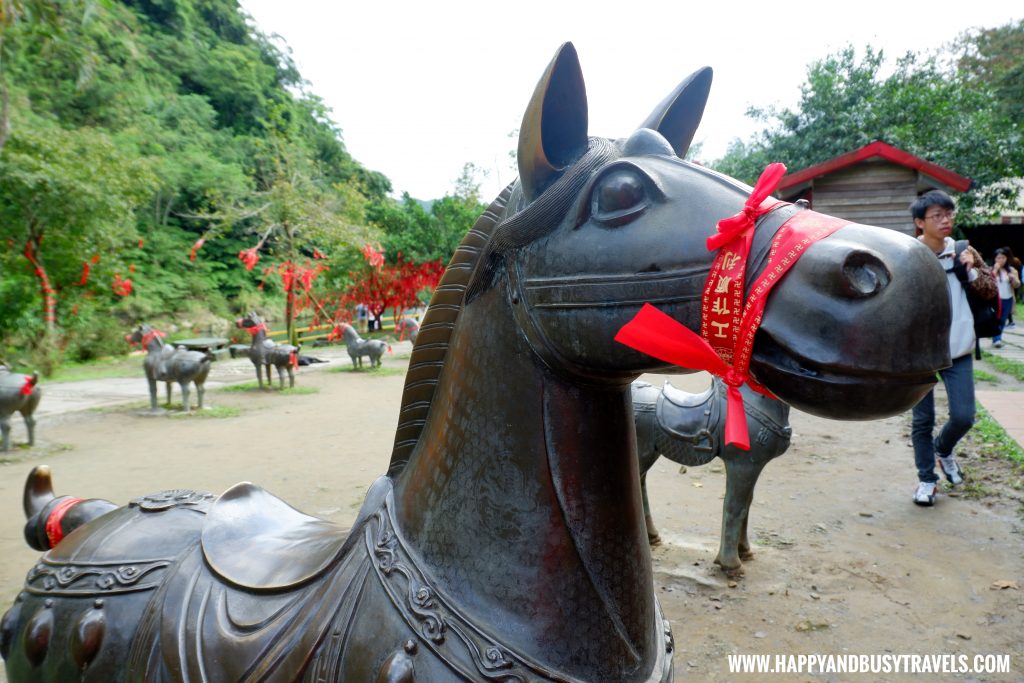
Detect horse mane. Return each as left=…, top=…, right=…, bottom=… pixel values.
left=387, top=184, right=514, bottom=475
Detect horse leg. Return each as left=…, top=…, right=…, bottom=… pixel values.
left=639, top=468, right=661, bottom=546
left=263, top=364, right=272, bottom=389
left=196, top=382, right=205, bottom=410
left=287, top=366, right=295, bottom=388
left=165, top=381, right=173, bottom=408
left=253, top=364, right=263, bottom=389
left=21, top=410, right=36, bottom=446
left=1, top=415, right=10, bottom=452
left=277, top=365, right=285, bottom=389
left=147, top=377, right=159, bottom=411
left=715, top=455, right=768, bottom=572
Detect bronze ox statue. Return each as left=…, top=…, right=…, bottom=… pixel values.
left=0, top=364, right=41, bottom=452
left=235, top=311, right=299, bottom=389
left=125, top=324, right=212, bottom=411
left=2, top=43, right=950, bottom=682
left=633, top=378, right=791, bottom=571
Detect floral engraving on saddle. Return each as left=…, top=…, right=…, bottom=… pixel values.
left=25, top=558, right=172, bottom=596
left=129, top=489, right=215, bottom=512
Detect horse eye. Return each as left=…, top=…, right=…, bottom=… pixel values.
left=592, top=169, right=648, bottom=226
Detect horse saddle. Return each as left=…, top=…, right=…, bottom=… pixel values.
left=201, top=483, right=350, bottom=590
left=655, top=380, right=722, bottom=455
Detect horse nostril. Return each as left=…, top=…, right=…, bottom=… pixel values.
left=841, top=251, right=891, bottom=298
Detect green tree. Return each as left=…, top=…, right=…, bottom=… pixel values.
left=714, top=43, right=1023, bottom=222
left=0, top=117, right=154, bottom=368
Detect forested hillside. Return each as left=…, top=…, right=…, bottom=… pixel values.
left=0, top=0, right=482, bottom=372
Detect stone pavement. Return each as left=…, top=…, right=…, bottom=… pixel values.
left=30, top=343, right=400, bottom=417
left=974, top=320, right=1024, bottom=449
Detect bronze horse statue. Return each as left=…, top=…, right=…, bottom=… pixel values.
left=125, top=324, right=212, bottom=412
left=334, top=322, right=390, bottom=369
left=235, top=311, right=299, bottom=389
left=2, top=43, right=951, bottom=681
left=0, top=365, right=41, bottom=452
left=633, top=378, right=791, bottom=571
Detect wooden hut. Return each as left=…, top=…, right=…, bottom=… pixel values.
left=775, top=140, right=972, bottom=235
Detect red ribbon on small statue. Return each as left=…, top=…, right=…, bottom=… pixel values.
left=20, top=376, right=33, bottom=396
left=615, top=163, right=849, bottom=449
left=140, top=328, right=165, bottom=348
left=247, top=322, right=268, bottom=336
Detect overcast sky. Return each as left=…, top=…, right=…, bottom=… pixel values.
left=240, top=1, right=1021, bottom=201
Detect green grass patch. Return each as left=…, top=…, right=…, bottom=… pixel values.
left=971, top=403, right=1024, bottom=467
left=981, top=351, right=1024, bottom=382
left=330, top=364, right=405, bottom=377
left=974, top=368, right=999, bottom=383
left=47, top=356, right=140, bottom=383
left=169, top=405, right=241, bottom=419
left=220, top=382, right=264, bottom=392
left=278, top=386, right=319, bottom=395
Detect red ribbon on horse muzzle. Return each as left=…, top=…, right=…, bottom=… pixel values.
left=615, top=163, right=849, bottom=450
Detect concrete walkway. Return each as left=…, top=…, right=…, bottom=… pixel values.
left=974, top=320, right=1024, bottom=449
left=30, top=343, right=401, bottom=418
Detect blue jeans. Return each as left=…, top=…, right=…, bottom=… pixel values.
left=993, top=297, right=1013, bottom=343
left=911, top=353, right=975, bottom=483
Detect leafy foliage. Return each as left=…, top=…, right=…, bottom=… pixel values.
left=714, top=23, right=1024, bottom=223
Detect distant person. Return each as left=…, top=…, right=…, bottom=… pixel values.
left=909, top=190, right=993, bottom=506
left=1000, top=246, right=1023, bottom=323
left=356, top=303, right=368, bottom=334
left=991, top=247, right=1020, bottom=347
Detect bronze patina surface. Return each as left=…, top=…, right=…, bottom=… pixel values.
left=235, top=311, right=299, bottom=389
left=633, top=378, right=792, bottom=571
left=126, top=323, right=212, bottom=411
left=2, top=43, right=950, bottom=682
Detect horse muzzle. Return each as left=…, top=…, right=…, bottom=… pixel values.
left=749, top=224, right=951, bottom=419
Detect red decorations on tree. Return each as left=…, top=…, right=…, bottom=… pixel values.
left=189, top=238, right=205, bottom=262
left=112, top=273, right=133, bottom=297
left=239, top=246, right=261, bottom=271
left=332, top=245, right=444, bottom=330
left=361, top=243, right=385, bottom=270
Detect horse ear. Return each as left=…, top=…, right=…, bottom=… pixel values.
left=638, top=66, right=713, bottom=158
left=518, top=42, right=589, bottom=202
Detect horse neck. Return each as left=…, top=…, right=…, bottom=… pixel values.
left=392, top=285, right=658, bottom=680
left=248, top=325, right=267, bottom=345
left=144, top=336, right=165, bottom=355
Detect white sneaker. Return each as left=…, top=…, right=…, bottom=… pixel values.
left=993, top=340, right=1005, bottom=348
left=913, top=481, right=936, bottom=506
left=938, top=455, right=965, bottom=486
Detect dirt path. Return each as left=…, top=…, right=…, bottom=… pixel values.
left=1, top=357, right=1022, bottom=681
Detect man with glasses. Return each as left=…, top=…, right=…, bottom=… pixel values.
left=908, top=190, right=990, bottom=506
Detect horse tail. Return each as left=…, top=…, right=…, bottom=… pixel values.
left=388, top=184, right=513, bottom=475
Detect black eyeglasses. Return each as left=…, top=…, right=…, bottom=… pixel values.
left=925, top=210, right=955, bottom=223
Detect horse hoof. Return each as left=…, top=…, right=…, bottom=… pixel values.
left=713, top=555, right=742, bottom=572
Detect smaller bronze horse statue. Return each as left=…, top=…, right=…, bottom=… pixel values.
left=333, top=322, right=389, bottom=369
left=235, top=311, right=298, bottom=389
left=394, top=316, right=420, bottom=344
left=633, top=378, right=791, bottom=571
left=126, top=324, right=211, bottom=411
left=0, top=365, right=41, bottom=452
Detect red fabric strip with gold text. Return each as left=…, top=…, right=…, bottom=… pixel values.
left=615, top=166, right=850, bottom=448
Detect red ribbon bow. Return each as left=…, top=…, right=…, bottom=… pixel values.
left=706, top=163, right=787, bottom=252
left=614, top=304, right=768, bottom=448
left=20, top=376, right=34, bottom=396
